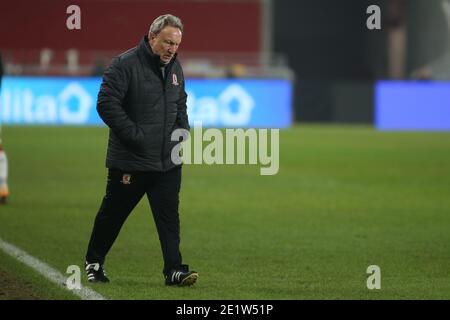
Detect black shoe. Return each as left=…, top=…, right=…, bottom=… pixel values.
left=165, top=264, right=198, bottom=286
left=85, top=262, right=110, bottom=283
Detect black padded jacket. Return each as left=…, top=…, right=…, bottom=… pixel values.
left=97, top=35, right=190, bottom=172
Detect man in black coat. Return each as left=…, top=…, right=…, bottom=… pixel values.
left=85, top=14, right=197, bottom=286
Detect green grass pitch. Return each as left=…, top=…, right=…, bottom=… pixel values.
left=0, top=124, right=449, bottom=299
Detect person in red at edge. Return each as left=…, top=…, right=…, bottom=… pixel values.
left=0, top=52, right=9, bottom=205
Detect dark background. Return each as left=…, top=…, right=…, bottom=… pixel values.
left=273, top=0, right=450, bottom=123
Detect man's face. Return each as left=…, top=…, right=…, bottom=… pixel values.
left=149, top=26, right=182, bottom=64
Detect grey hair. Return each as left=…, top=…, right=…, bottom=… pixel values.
left=149, top=14, right=183, bottom=35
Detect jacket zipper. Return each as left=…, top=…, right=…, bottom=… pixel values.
left=160, top=63, right=173, bottom=170
left=161, top=86, right=167, bottom=170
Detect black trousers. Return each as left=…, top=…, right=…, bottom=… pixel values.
left=86, top=166, right=183, bottom=276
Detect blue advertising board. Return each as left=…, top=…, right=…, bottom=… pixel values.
left=376, top=81, right=450, bottom=131
left=0, top=77, right=292, bottom=128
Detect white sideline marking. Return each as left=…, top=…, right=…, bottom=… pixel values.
left=0, top=237, right=106, bottom=300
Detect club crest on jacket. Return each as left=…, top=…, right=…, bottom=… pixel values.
left=172, top=74, right=179, bottom=86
